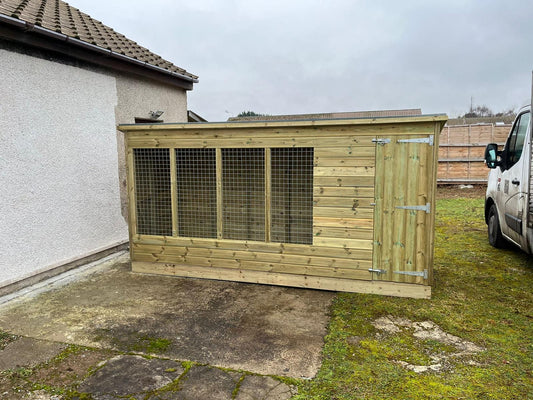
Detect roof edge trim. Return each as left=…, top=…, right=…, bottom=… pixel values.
left=118, top=114, right=449, bottom=132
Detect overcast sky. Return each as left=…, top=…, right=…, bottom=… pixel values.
left=68, top=0, right=533, bottom=122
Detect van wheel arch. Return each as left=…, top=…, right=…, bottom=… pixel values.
left=485, top=198, right=496, bottom=224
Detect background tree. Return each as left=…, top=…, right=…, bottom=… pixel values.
left=236, top=111, right=268, bottom=117
left=461, top=103, right=516, bottom=119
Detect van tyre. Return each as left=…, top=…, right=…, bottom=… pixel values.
left=488, top=204, right=505, bottom=248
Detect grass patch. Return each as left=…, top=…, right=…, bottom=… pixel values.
left=294, top=196, right=533, bottom=399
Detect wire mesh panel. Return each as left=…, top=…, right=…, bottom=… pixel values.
left=271, top=148, right=314, bottom=244
left=176, top=149, right=217, bottom=238
left=133, top=148, right=172, bottom=236
left=222, top=148, right=265, bottom=241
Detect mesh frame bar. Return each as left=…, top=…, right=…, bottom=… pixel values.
left=176, top=149, right=217, bottom=238
left=271, top=147, right=314, bottom=245
left=133, top=148, right=172, bottom=236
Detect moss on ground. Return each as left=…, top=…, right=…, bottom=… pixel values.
left=294, top=196, right=533, bottom=399
left=130, top=336, right=172, bottom=354
left=0, top=331, right=18, bottom=350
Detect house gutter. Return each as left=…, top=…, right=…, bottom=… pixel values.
left=0, top=13, right=198, bottom=84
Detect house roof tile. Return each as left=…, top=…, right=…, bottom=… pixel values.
left=0, top=0, right=197, bottom=81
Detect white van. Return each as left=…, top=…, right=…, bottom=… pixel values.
left=484, top=104, right=532, bottom=252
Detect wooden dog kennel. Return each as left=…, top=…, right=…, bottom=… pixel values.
left=119, top=114, right=447, bottom=299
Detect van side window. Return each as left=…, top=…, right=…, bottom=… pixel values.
left=506, top=111, right=530, bottom=168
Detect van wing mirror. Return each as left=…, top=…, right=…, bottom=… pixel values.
left=484, top=143, right=501, bottom=169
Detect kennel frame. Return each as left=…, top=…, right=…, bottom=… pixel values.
left=120, top=115, right=447, bottom=299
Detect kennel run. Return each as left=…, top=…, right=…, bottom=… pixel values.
left=119, top=114, right=447, bottom=299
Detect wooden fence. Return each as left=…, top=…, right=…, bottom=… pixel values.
left=438, top=123, right=511, bottom=184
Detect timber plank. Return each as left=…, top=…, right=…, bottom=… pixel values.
left=402, top=139, right=419, bottom=283
left=314, top=176, right=375, bottom=187
left=314, top=156, right=375, bottom=167
left=313, top=206, right=374, bottom=219
left=313, top=237, right=373, bottom=250
left=314, top=147, right=375, bottom=158
left=132, top=244, right=373, bottom=268
left=264, top=148, right=272, bottom=242
left=133, top=254, right=372, bottom=280
left=391, top=135, right=408, bottom=283
left=314, top=166, right=375, bottom=177
left=128, top=136, right=364, bottom=149
left=313, top=226, right=373, bottom=240
left=169, top=149, right=178, bottom=236
left=133, top=236, right=373, bottom=259
left=313, top=186, right=375, bottom=198
left=121, top=118, right=441, bottom=135
left=313, top=217, right=373, bottom=229
left=314, top=197, right=375, bottom=208
left=132, top=262, right=431, bottom=299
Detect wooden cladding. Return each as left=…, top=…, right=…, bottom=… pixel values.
left=122, top=115, right=447, bottom=298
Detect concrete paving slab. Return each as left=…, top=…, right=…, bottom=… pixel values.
left=0, top=337, right=66, bottom=370
left=0, top=260, right=333, bottom=378
left=32, top=347, right=115, bottom=388
left=154, top=365, right=241, bottom=400
left=77, top=354, right=184, bottom=398
left=235, top=375, right=297, bottom=400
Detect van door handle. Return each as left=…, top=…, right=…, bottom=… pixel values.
left=511, top=179, right=520, bottom=185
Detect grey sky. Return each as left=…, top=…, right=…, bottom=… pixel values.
left=68, top=0, right=533, bottom=121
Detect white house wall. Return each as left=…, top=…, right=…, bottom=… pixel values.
left=114, top=74, right=188, bottom=219
left=0, top=49, right=129, bottom=287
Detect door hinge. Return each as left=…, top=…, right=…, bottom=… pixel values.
left=368, top=268, right=387, bottom=275
left=396, top=202, right=431, bottom=214
left=397, top=135, right=434, bottom=146
left=393, top=269, right=428, bottom=279
left=372, top=138, right=391, bottom=145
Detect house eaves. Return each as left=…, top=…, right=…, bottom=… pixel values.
left=0, top=1, right=198, bottom=90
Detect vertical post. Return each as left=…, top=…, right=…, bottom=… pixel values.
left=265, top=148, right=271, bottom=242
left=467, top=124, right=471, bottom=181
left=426, top=122, right=442, bottom=285
left=127, top=147, right=137, bottom=238
left=216, top=148, right=223, bottom=239
left=442, top=126, right=450, bottom=179
left=170, top=149, right=178, bottom=237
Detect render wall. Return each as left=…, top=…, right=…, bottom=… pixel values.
left=0, top=47, right=188, bottom=288
left=114, top=74, right=188, bottom=218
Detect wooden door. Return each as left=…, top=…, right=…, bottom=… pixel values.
left=371, top=133, right=436, bottom=285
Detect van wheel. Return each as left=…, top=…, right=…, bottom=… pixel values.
left=488, top=204, right=505, bottom=248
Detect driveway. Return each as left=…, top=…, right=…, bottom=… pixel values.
left=0, top=252, right=334, bottom=399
